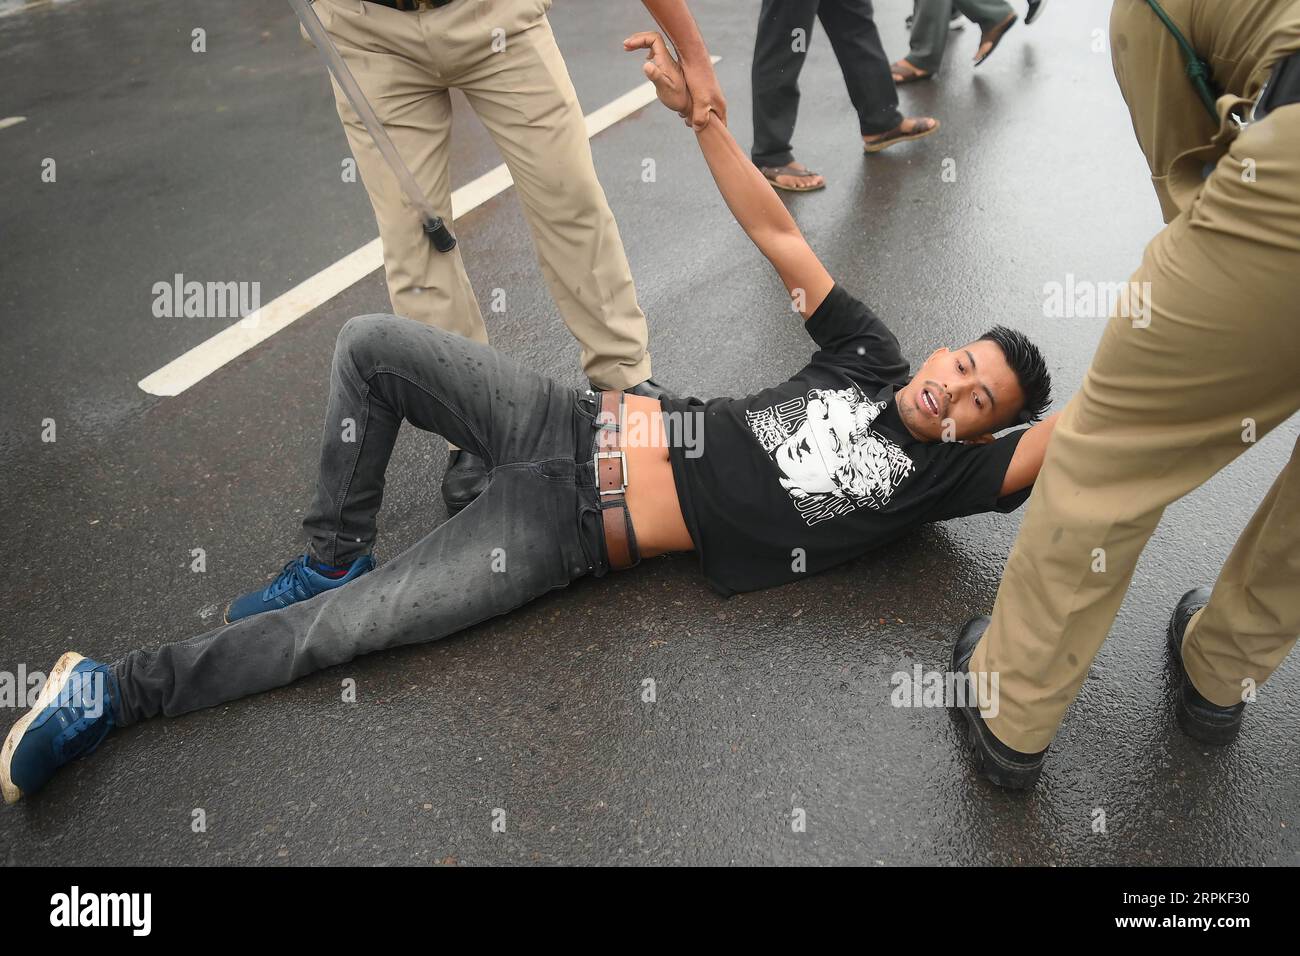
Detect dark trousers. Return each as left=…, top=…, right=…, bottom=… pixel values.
left=111, top=315, right=609, bottom=725
left=751, top=0, right=903, bottom=167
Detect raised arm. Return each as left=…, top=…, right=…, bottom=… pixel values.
left=638, top=0, right=725, bottom=129
left=1000, top=412, right=1060, bottom=497
left=624, top=32, right=834, bottom=319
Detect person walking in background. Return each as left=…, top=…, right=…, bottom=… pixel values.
left=751, top=0, right=940, bottom=193
left=892, top=0, right=1048, bottom=84
left=309, top=0, right=722, bottom=514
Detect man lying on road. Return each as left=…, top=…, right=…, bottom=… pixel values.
left=2, top=33, right=1056, bottom=803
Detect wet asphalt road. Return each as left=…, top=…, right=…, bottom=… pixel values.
left=1, top=0, right=1298, bottom=866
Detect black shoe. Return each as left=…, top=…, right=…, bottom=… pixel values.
left=1166, top=588, right=1245, bottom=745
left=950, top=616, right=1047, bottom=790
left=1026, top=0, right=1049, bottom=26
left=592, top=378, right=679, bottom=401
left=441, top=449, right=489, bottom=514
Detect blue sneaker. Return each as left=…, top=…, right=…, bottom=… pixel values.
left=223, top=553, right=374, bottom=623
left=2, top=652, right=118, bottom=804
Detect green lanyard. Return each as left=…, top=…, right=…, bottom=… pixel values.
left=1145, top=0, right=1220, bottom=121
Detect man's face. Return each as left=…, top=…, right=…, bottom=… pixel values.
left=896, top=340, right=1024, bottom=442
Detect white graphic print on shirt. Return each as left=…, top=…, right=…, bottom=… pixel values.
left=745, top=386, right=915, bottom=526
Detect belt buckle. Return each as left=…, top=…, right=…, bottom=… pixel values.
left=594, top=450, right=628, bottom=496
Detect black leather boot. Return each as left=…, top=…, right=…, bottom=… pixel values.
left=1167, top=588, right=1245, bottom=745
left=950, top=616, right=1047, bottom=790
left=441, top=449, right=489, bottom=514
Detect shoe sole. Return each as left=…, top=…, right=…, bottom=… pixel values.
left=953, top=705, right=1043, bottom=791
left=1165, top=612, right=1242, bottom=746
left=1, top=651, right=84, bottom=804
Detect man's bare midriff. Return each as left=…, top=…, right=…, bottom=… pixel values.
left=621, top=394, right=695, bottom=558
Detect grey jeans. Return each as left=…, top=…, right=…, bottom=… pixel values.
left=112, top=315, right=609, bottom=725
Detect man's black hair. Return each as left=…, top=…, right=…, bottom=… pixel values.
left=979, top=326, right=1052, bottom=426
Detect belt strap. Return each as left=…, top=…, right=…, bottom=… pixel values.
left=595, top=391, right=639, bottom=571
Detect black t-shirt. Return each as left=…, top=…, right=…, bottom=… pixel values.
left=662, top=284, right=1032, bottom=596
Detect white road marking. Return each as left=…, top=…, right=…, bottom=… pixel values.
left=0, top=0, right=58, bottom=20
left=139, top=57, right=719, bottom=398
left=0, top=115, right=27, bottom=130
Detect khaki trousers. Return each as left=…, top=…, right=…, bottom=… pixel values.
left=971, top=0, right=1300, bottom=754
left=313, top=0, right=651, bottom=389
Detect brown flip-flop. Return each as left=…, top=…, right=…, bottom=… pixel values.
left=891, top=58, right=933, bottom=85
left=862, top=117, right=940, bottom=154
left=760, top=163, right=826, bottom=192
left=974, top=14, right=1017, bottom=66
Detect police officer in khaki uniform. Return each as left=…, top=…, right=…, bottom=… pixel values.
left=310, top=0, right=725, bottom=511
left=950, top=0, right=1300, bottom=789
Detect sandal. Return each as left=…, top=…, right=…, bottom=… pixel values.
left=974, top=14, right=1017, bottom=67
left=862, top=117, right=940, bottom=154
left=891, top=59, right=933, bottom=85
left=759, top=163, right=826, bottom=192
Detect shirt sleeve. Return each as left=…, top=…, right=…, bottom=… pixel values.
left=803, top=284, right=910, bottom=384
left=927, top=429, right=1033, bottom=521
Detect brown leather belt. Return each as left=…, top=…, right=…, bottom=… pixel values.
left=595, top=390, right=640, bottom=572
